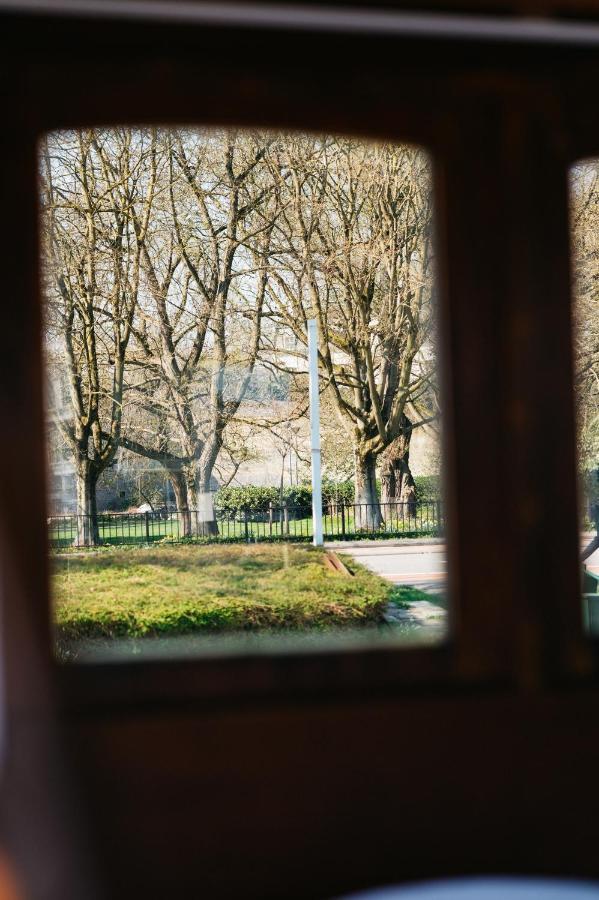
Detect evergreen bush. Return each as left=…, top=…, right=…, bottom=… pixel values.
left=215, top=481, right=356, bottom=515
left=414, top=475, right=442, bottom=500
left=216, top=485, right=279, bottom=514
left=213, top=476, right=443, bottom=513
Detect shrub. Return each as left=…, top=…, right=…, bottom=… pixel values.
left=322, top=478, right=354, bottom=504
left=414, top=475, right=441, bottom=501
left=216, top=481, right=358, bottom=516
left=284, top=486, right=312, bottom=515
left=214, top=476, right=443, bottom=512
left=216, top=485, right=279, bottom=514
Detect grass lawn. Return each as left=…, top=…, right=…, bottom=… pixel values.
left=52, top=544, right=410, bottom=647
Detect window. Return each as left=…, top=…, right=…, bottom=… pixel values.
left=570, top=159, right=599, bottom=633
left=41, top=126, right=448, bottom=662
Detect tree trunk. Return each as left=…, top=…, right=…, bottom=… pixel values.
left=354, top=451, right=382, bottom=530
left=380, top=458, right=396, bottom=508
left=169, top=470, right=191, bottom=538
left=74, top=456, right=99, bottom=546
left=187, top=466, right=219, bottom=538
left=380, top=425, right=417, bottom=518
left=396, top=457, right=417, bottom=517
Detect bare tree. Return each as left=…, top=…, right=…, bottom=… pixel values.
left=320, top=386, right=355, bottom=485
left=43, top=127, right=436, bottom=539
left=42, top=128, right=156, bottom=544
left=265, top=135, right=435, bottom=527
left=120, top=129, right=277, bottom=535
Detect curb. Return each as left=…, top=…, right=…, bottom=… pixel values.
left=325, top=538, right=445, bottom=550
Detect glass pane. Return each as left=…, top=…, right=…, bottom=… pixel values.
left=571, top=160, right=599, bottom=633
left=40, top=127, right=447, bottom=662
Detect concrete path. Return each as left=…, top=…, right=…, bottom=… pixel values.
left=332, top=540, right=446, bottom=596
left=331, top=540, right=447, bottom=631
left=332, top=534, right=599, bottom=631
left=336, top=533, right=599, bottom=591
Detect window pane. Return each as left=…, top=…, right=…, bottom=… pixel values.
left=41, top=127, right=447, bottom=662
left=571, top=160, right=599, bottom=632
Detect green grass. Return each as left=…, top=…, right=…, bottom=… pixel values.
left=387, top=584, right=440, bottom=608
left=52, top=544, right=394, bottom=644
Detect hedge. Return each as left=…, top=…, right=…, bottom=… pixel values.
left=215, top=477, right=440, bottom=513
left=414, top=475, right=442, bottom=501
left=216, top=481, right=355, bottom=515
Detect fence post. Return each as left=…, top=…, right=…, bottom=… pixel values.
left=437, top=499, right=442, bottom=533
left=244, top=508, right=250, bottom=542
left=283, top=501, right=290, bottom=536
left=341, top=502, right=346, bottom=540
left=268, top=501, right=273, bottom=537
left=145, top=511, right=150, bottom=542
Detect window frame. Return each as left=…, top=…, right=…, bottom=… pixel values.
left=0, top=5, right=593, bottom=707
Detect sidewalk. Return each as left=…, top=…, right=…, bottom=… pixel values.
left=325, top=537, right=445, bottom=550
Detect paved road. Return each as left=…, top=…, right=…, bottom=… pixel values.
left=335, top=541, right=446, bottom=595
left=338, top=535, right=599, bottom=597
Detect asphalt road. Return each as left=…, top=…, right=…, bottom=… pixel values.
left=336, top=541, right=446, bottom=595
left=339, top=536, right=599, bottom=598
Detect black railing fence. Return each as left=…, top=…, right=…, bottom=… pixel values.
left=48, top=500, right=444, bottom=549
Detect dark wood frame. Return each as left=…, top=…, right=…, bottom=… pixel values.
left=2, top=5, right=599, bottom=899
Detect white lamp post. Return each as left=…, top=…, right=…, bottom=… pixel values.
left=307, top=319, right=323, bottom=547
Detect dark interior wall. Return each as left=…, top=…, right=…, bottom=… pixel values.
left=2, top=6, right=599, bottom=898
left=63, top=690, right=599, bottom=899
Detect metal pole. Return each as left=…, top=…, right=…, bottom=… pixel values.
left=308, top=319, right=323, bottom=546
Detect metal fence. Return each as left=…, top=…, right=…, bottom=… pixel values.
left=48, top=500, right=444, bottom=549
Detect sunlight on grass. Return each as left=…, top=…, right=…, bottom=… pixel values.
left=52, top=544, right=394, bottom=649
